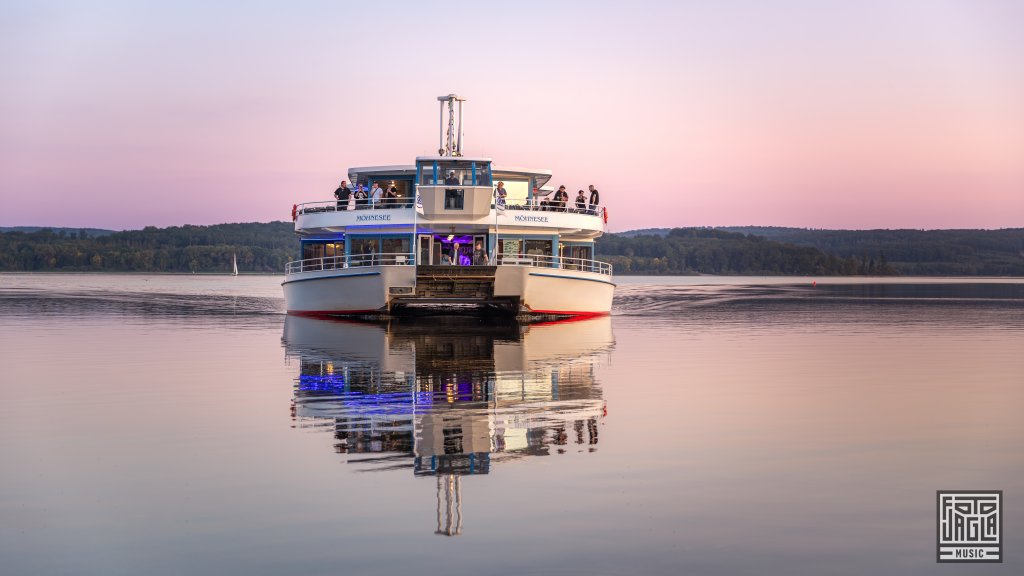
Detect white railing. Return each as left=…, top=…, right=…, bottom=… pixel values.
left=294, top=197, right=604, bottom=218
left=496, top=200, right=604, bottom=218
left=496, top=254, right=613, bottom=276
left=284, top=252, right=612, bottom=276
left=285, top=252, right=416, bottom=275
left=297, top=198, right=415, bottom=214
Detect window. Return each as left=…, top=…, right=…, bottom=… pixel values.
left=474, top=163, right=492, bottom=186
left=439, top=161, right=470, bottom=186
left=444, top=188, right=464, bottom=210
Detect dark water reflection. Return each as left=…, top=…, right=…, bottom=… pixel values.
left=284, top=317, right=611, bottom=535
left=1, top=275, right=1023, bottom=575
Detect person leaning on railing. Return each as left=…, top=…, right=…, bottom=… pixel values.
left=354, top=185, right=368, bottom=208
left=575, top=190, right=587, bottom=212
left=334, top=180, right=351, bottom=211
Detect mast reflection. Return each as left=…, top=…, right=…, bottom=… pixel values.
left=282, top=315, right=613, bottom=535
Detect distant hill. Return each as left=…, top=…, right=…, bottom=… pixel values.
left=609, top=227, right=1024, bottom=276
left=596, top=228, right=895, bottom=275
left=0, top=226, right=116, bottom=237
left=0, top=222, right=295, bottom=273
left=3, top=222, right=1020, bottom=276
left=715, top=227, right=1024, bottom=275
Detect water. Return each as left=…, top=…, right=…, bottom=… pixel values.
left=1, top=273, right=1022, bottom=575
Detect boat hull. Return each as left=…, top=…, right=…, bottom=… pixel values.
left=283, top=266, right=416, bottom=315
left=283, top=265, right=613, bottom=317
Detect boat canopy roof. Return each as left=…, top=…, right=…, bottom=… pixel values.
left=348, top=161, right=553, bottom=189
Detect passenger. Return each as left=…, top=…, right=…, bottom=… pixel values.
left=370, top=182, right=383, bottom=208
left=354, top=185, right=368, bottom=208
left=440, top=251, right=453, bottom=265
left=588, top=184, right=600, bottom=214
left=575, top=189, right=587, bottom=212
left=472, top=241, right=486, bottom=265
left=385, top=186, right=398, bottom=208
left=444, top=171, right=460, bottom=186
left=495, top=181, right=507, bottom=210
left=554, top=185, right=569, bottom=211
left=334, top=180, right=351, bottom=211
left=452, top=242, right=461, bottom=265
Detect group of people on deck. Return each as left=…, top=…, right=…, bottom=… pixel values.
left=494, top=182, right=601, bottom=214
left=333, top=181, right=410, bottom=210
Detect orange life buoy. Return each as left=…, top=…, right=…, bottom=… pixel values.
left=603, top=207, right=608, bottom=224
left=291, top=204, right=298, bottom=221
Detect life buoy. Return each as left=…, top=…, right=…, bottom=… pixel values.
left=291, top=204, right=298, bottom=221
left=603, top=207, right=608, bottom=224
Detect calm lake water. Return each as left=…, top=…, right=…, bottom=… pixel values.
left=1, top=273, right=1022, bottom=575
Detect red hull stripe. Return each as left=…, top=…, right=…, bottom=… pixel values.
left=288, top=309, right=382, bottom=317
left=527, top=310, right=610, bottom=317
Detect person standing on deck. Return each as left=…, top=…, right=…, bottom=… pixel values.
left=370, top=182, right=383, bottom=208
left=472, top=241, right=486, bottom=265
left=334, top=181, right=351, bottom=211
left=575, top=190, right=587, bottom=212
left=354, top=185, right=368, bottom=208
left=588, top=185, right=600, bottom=214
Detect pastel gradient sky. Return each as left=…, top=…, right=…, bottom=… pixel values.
left=2, top=0, right=1022, bottom=231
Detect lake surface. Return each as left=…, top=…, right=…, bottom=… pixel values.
left=1, top=274, right=1022, bottom=575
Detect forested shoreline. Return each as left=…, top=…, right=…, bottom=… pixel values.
left=1, top=223, right=1021, bottom=275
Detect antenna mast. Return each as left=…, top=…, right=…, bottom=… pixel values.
left=437, top=94, right=466, bottom=157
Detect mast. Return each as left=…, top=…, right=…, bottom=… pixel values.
left=436, top=94, right=466, bottom=157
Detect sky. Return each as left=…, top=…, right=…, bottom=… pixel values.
left=1, top=0, right=1022, bottom=231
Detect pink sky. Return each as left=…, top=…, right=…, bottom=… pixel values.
left=1, top=1, right=1022, bottom=231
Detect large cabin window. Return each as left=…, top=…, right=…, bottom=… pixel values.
left=444, top=188, right=464, bottom=209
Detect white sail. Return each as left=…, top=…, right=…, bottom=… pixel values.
left=232, top=253, right=238, bottom=276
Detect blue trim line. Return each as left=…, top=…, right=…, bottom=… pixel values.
left=528, top=272, right=616, bottom=286
left=282, top=271, right=381, bottom=285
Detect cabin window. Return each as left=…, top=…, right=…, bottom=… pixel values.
left=439, top=161, right=471, bottom=186
left=444, top=188, right=464, bottom=210
left=382, top=236, right=409, bottom=264
left=473, top=163, right=492, bottom=186
left=418, top=163, right=438, bottom=185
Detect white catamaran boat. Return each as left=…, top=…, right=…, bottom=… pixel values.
left=283, top=94, right=614, bottom=317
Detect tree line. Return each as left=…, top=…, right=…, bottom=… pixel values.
left=595, top=228, right=897, bottom=275
left=0, top=222, right=297, bottom=273
left=3, top=222, right=1017, bottom=276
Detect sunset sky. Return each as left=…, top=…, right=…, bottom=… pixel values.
left=1, top=0, right=1022, bottom=231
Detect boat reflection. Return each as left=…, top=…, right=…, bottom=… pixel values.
left=282, top=315, right=613, bottom=535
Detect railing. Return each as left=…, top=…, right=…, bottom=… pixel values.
left=294, top=197, right=605, bottom=218
left=285, top=252, right=416, bottom=275
left=284, top=252, right=612, bottom=276
left=496, top=200, right=604, bottom=218
left=496, top=254, right=613, bottom=276
left=296, top=198, right=415, bottom=214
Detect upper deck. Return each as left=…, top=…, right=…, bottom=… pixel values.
left=295, top=157, right=606, bottom=239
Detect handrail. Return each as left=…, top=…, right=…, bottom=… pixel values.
left=297, top=198, right=415, bottom=214
left=285, top=252, right=416, bottom=274
left=294, top=197, right=604, bottom=218
left=284, top=252, right=612, bottom=276
left=496, top=253, right=613, bottom=275
left=495, top=201, right=604, bottom=217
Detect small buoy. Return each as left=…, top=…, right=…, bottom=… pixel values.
left=812, top=280, right=817, bottom=287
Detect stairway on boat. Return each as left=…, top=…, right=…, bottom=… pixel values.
left=413, top=265, right=496, bottom=299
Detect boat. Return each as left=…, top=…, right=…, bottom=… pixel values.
left=232, top=253, right=238, bottom=276
left=282, top=94, right=614, bottom=318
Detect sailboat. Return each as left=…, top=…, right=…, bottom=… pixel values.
left=232, top=253, right=239, bottom=276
